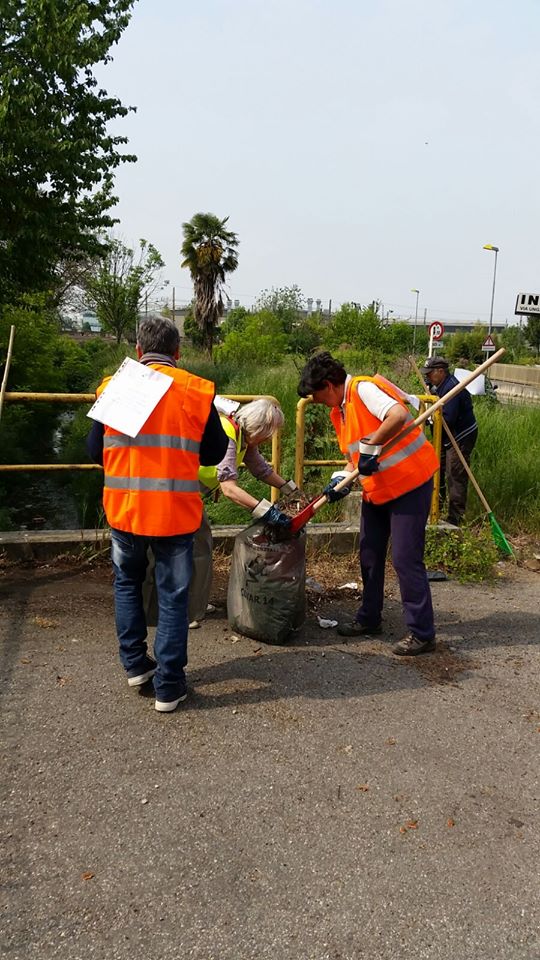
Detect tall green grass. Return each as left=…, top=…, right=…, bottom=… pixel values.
left=470, top=401, right=540, bottom=531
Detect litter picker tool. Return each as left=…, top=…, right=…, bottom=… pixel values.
left=408, top=355, right=513, bottom=556
left=289, top=348, right=505, bottom=535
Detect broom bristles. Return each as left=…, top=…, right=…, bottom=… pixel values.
left=488, top=513, right=513, bottom=556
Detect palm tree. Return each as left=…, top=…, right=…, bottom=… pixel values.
left=180, top=213, right=239, bottom=355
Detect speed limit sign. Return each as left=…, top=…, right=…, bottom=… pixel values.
left=428, top=321, right=444, bottom=340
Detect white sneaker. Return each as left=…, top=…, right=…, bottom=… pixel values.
left=155, top=692, right=188, bottom=713
left=127, top=664, right=156, bottom=687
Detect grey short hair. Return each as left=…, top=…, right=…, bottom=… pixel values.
left=137, top=315, right=179, bottom=356
left=235, top=398, right=284, bottom=441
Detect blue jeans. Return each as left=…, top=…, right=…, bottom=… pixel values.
left=110, top=528, right=194, bottom=702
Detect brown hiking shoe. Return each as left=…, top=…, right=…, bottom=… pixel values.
left=392, top=634, right=436, bottom=656
left=337, top=621, right=382, bottom=638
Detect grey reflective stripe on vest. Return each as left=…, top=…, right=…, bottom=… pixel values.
left=347, top=411, right=415, bottom=458
left=378, top=430, right=427, bottom=471
left=104, top=434, right=200, bottom=454
left=104, top=476, right=200, bottom=492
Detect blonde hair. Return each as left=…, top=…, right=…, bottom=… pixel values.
left=235, top=398, right=284, bottom=442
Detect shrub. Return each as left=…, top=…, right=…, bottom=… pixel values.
left=424, top=525, right=498, bottom=582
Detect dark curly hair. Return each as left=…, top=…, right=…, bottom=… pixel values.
left=297, top=352, right=347, bottom=397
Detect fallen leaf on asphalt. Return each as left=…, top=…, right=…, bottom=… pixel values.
left=56, top=675, right=70, bottom=686
left=447, top=818, right=455, bottom=828
left=356, top=784, right=369, bottom=792
left=81, top=872, right=94, bottom=881
left=33, top=616, right=58, bottom=629
left=406, top=820, right=418, bottom=829
left=385, top=737, right=397, bottom=746
left=20, top=658, right=32, bottom=664
left=399, top=826, right=408, bottom=834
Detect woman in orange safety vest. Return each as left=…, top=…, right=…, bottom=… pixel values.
left=298, top=352, right=438, bottom=657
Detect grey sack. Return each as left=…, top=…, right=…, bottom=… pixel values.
left=227, top=522, right=306, bottom=644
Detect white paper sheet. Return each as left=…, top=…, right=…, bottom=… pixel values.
left=86, top=357, right=173, bottom=438
left=214, top=395, right=241, bottom=415
left=454, top=368, right=486, bottom=395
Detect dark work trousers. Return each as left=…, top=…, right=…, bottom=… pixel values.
left=444, top=430, right=477, bottom=526
left=355, top=478, right=435, bottom=642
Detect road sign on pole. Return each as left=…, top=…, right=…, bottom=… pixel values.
left=427, top=321, right=444, bottom=358
left=482, top=334, right=496, bottom=353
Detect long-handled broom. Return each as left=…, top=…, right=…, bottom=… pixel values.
left=440, top=419, right=513, bottom=555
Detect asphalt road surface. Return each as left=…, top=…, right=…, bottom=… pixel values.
left=1, top=559, right=539, bottom=960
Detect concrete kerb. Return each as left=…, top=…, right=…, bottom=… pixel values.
left=0, top=523, right=362, bottom=562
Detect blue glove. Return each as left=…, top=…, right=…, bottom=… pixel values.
left=358, top=440, right=381, bottom=477
left=323, top=473, right=352, bottom=503
left=252, top=498, right=291, bottom=528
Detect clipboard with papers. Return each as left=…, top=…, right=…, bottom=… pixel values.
left=87, top=357, right=173, bottom=438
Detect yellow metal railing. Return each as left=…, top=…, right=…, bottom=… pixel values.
left=2, top=390, right=444, bottom=520
left=295, top=395, right=443, bottom=524
left=1, top=392, right=283, bottom=503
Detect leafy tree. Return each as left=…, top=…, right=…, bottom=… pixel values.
left=0, top=0, right=137, bottom=305
left=215, top=310, right=288, bottom=366
left=500, top=325, right=528, bottom=363
left=83, top=238, right=164, bottom=343
left=524, top=315, right=540, bottom=356
left=445, top=325, right=491, bottom=365
left=289, top=314, right=325, bottom=357
left=324, top=302, right=384, bottom=352
left=183, top=307, right=205, bottom=348
left=255, top=285, right=304, bottom=334
left=382, top=321, right=414, bottom=355
left=219, top=305, right=249, bottom=339
left=180, top=213, right=239, bottom=356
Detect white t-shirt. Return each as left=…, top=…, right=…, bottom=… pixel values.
left=342, top=375, right=399, bottom=422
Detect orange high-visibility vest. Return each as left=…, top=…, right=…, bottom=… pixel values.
left=96, top=364, right=215, bottom=536
left=330, top=375, right=438, bottom=505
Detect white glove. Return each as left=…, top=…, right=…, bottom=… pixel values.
left=359, top=440, right=382, bottom=457
left=251, top=498, right=273, bottom=520
left=279, top=479, right=299, bottom=497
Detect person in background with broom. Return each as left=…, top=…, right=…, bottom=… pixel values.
left=297, top=352, right=439, bottom=656
left=421, top=356, right=478, bottom=527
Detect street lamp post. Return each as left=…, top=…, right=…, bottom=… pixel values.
left=411, top=288, right=420, bottom=349
left=483, top=244, right=499, bottom=336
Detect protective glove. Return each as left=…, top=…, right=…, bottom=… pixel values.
left=323, top=472, right=352, bottom=503
left=358, top=439, right=382, bottom=477
left=252, top=498, right=291, bottom=528
left=279, top=479, right=300, bottom=498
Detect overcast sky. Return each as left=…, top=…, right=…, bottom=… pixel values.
left=98, top=0, right=540, bottom=325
